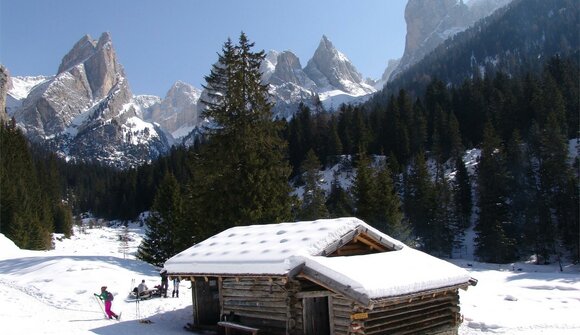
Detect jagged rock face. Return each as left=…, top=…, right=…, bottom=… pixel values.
left=141, top=81, right=201, bottom=139
left=375, top=58, right=401, bottom=89
left=269, top=51, right=315, bottom=88
left=0, top=65, right=9, bottom=123
left=14, top=33, right=130, bottom=140
left=392, top=0, right=511, bottom=79
left=10, top=32, right=169, bottom=168
left=260, top=50, right=279, bottom=82
left=264, top=36, right=375, bottom=119
left=304, top=35, right=372, bottom=95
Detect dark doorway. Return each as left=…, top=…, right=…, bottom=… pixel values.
left=192, top=278, right=220, bottom=326
left=303, top=296, right=330, bottom=335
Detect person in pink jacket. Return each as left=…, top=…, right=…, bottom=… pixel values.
left=95, top=286, right=119, bottom=320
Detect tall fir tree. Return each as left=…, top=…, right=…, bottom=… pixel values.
left=298, top=150, right=329, bottom=220
left=374, top=163, right=409, bottom=242
left=404, top=151, right=435, bottom=249
left=326, top=172, right=353, bottom=218
left=138, top=172, right=185, bottom=266
left=189, top=33, right=292, bottom=241
left=474, top=121, right=516, bottom=263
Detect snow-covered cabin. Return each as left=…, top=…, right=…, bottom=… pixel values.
left=164, top=218, right=474, bottom=335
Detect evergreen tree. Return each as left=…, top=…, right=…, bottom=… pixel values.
left=404, top=151, right=435, bottom=248
left=505, top=130, right=537, bottom=255
left=353, top=153, right=377, bottom=224
left=189, top=33, right=292, bottom=241
left=326, top=173, right=353, bottom=218
left=453, top=154, right=472, bottom=233
left=298, top=150, right=329, bottom=220
left=374, top=163, right=409, bottom=241
left=474, top=121, right=516, bottom=263
left=138, top=172, right=184, bottom=266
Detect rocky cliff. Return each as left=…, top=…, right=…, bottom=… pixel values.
left=138, top=81, right=201, bottom=139
left=9, top=33, right=169, bottom=168
left=391, top=0, right=511, bottom=80
left=0, top=65, right=9, bottom=123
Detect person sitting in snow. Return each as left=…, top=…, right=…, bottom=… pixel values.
left=137, top=279, right=150, bottom=297
left=95, top=286, right=119, bottom=320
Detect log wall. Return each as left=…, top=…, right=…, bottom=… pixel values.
left=218, top=277, right=461, bottom=335
left=330, top=289, right=462, bottom=335
left=221, top=277, right=299, bottom=335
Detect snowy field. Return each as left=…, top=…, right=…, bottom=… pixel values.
left=1, top=223, right=579, bottom=335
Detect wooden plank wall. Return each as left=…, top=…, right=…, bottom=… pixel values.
left=221, top=277, right=296, bottom=335
left=361, top=289, right=461, bottom=335
left=326, top=289, right=461, bottom=335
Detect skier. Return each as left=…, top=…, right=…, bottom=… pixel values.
left=172, top=277, right=180, bottom=298
left=94, top=286, right=119, bottom=320
left=160, top=269, right=169, bottom=298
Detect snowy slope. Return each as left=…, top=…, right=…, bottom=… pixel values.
left=1, top=221, right=579, bottom=334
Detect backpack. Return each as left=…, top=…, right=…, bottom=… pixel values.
left=106, top=291, right=114, bottom=301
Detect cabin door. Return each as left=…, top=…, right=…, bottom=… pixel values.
left=192, top=278, right=220, bottom=326
left=303, top=296, right=330, bottom=335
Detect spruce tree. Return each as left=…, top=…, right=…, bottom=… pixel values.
left=404, top=151, right=435, bottom=248
left=298, top=150, right=329, bottom=220
left=138, top=172, right=184, bottom=266
left=326, top=173, right=353, bottom=218
left=474, top=121, right=516, bottom=263
left=374, top=163, right=409, bottom=241
left=453, top=154, right=472, bottom=232
left=353, top=153, right=377, bottom=224
left=190, top=33, right=292, bottom=240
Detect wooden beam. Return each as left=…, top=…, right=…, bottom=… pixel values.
left=299, top=267, right=371, bottom=307
left=295, top=291, right=334, bottom=299
left=354, top=233, right=387, bottom=252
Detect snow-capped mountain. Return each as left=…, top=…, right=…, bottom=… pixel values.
left=265, top=35, right=377, bottom=119
left=7, top=33, right=170, bottom=168
left=137, top=81, right=201, bottom=140
left=389, top=0, right=512, bottom=81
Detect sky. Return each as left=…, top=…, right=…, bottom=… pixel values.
left=0, top=0, right=407, bottom=97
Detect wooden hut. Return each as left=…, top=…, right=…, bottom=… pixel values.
left=164, top=218, right=475, bottom=335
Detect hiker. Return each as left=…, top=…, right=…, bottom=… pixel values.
left=172, top=277, right=180, bottom=298
left=137, top=279, right=149, bottom=297
left=160, top=269, right=169, bottom=298
left=95, top=286, right=119, bottom=320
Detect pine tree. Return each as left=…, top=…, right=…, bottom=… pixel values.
left=474, top=121, right=516, bottom=263
left=189, top=33, right=292, bottom=241
left=404, top=151, right=435, bottom=248
left=326, top=173, right=353, bottom=218
left=374, top=163, right=409, bottom=241
left=453, top=154, right=472, bottom=233
left=353, top=153, right=377, bottom=224
left=138, top=172, right=184, bottom=266
left=298, top=150, right=329, bottom=220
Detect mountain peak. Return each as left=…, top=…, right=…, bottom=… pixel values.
left=96, top=32, right=112, bottom=49
left=304, top=35, right=367, bottom=93
left=58, top=35, right=97, bottom=74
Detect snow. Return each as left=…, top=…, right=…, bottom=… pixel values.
left=165, top=218, right=471, bottom=302
left=0, top=226, right=195, bottom=335
left=305, top=247, right=471, bottom=299
left=165, top=218, right=369, bottom=275
left=1, top=220, right=579, bottom=334
left=8, top=75, right=53, bottom=100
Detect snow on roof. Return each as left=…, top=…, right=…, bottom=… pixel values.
left=164, top=217, right=471, bottom=301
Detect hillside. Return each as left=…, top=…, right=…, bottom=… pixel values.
left=382, top=0, right=579, bottom=97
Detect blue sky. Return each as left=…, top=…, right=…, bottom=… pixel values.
left=1, top=0, right=407, bottom=97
